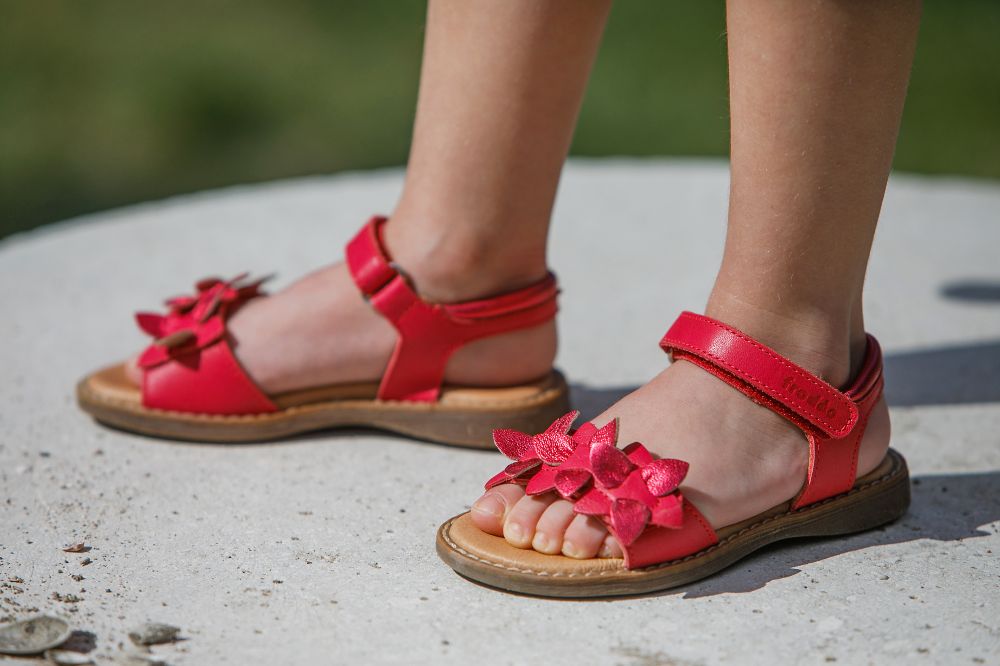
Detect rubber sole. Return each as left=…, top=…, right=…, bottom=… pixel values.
left=436, top=448, right=910, bottom=597
left=77, top=364, right=571, bottom=448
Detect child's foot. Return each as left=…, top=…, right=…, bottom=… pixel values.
left=124, top=232, right=557, bottom=395
left=470, top=306, right=891, bottom=559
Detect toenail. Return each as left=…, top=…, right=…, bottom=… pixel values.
left=562, top=540, right=583, bottom=559
left=505, top=522, right=525, bottom=544
left=598, top=541, right=615, bottom=558
left=532, top=531, right=554, bottom=553
left=471, top=494, right=505, bottom=519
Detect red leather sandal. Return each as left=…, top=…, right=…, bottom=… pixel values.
left=436, top=311, right=910, bottom=596
left=76, top=216, right=570, bottom=446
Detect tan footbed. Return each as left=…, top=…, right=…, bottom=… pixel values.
left=77, top=363, right=571, bottom=447
left=436, top=449, right=910, bottom=597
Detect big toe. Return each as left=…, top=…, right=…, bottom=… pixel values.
left=470, top=484, right=525, bottom=536
left=124, top=355, right=142, bottom=386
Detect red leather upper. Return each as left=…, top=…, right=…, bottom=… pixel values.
left=484, top=410, right=718, bottom=569
left=346, top=216, right=559, bottom=402
left=136, top=275, right=277, bottom=414
left=134, top=217, right=559, bottom=414
left=661, top=311, right=884, bottom=510
left=483, top=311, right=884, bottom=570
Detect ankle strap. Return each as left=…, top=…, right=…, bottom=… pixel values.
left=660, top=311, right=884, bottom=509
left=346, top=216, right=559, bottom=402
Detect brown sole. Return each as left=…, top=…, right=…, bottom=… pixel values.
left=436, top=448, right=910, bottom=597
left=76, top=364, right=571, bottom=448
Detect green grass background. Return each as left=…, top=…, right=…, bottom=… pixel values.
left=2, top=1, right=998, bottom=239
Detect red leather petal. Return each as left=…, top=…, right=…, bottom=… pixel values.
left=195, top=276, right=224, bottom=291
left=533, top=432, right=575, bottom=465
left=484, top=470, right=512, bottom=490
left=165, top=295, right=196, bottom=313
left=135, top=312, right=166, bottom=338
left=590, top=418, right=618, bottom=446
left=623, top=441, right=654, bottom=466
left=545, top=410, right=580, bottom=435
left=572, top=487, right=612, bottom=516
left=590, top=441, right=635, bottom=489
left=610, top=498, right=651, bottom=547
left=554, top=469, right=592, bottom=499
left=155, top=329, right=196, bottom=349
left=492, top=429, right=535, bottom=460
left=641, top=458, right=690, bottom=496
left=137, top=344, right=169, bottom=369
left=651, top=493, right=685, bottom=529
left=504, top=458, right=542, bottom=478
left=525, top=465, right=558, bottom=495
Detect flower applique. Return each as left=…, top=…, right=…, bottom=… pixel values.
left=485, top=412, right=691, bottom=546
left=135, top=273, right=270, bottom=369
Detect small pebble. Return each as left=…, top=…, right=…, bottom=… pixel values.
left=128, top=623, right=181, bottom=646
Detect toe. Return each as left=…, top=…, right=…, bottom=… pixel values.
left=598, top=534, right=624, bottom=559
left=503, top=493, right=557, bottom=549
left=561, top=514, right=610, bottom=559
left=470, top=484, right=524, bottom=536
left=531, top=500, right=577, bottom=555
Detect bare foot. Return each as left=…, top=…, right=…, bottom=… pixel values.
left=125, top=246, right=557, bottom=395
left=471, top=309, right=891, bottom=559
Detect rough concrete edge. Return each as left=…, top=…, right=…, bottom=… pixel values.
left=3, top=157, right=998, bottom=254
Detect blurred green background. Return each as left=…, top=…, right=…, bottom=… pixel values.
left=2, top=1, right=998, bottom=240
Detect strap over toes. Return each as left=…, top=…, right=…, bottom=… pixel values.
left=481, top=311, right=886, bottom=570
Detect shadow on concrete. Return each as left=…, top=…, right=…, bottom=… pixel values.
left=570, top=338, right=1000, bottom=413
left=674, top=470, right=1000, bottom=599
left=941, top=279, right=1000, bottom=303
left=449, top=471, right=1000, bottom=602
left=883, top=340, right=1000, bottom=407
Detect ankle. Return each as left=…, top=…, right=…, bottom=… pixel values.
left=381, top=215, right=548, bottom=303
left=705, top=287, right=865, bottom=388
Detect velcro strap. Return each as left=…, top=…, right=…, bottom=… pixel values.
left=660, top=312, right=859, bottom=439
left=346, top=216, right=398, bottom=297
left=344, top=215, right=558, bottom=402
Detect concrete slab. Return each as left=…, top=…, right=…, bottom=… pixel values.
left=1, top=159, right=998, bottom=665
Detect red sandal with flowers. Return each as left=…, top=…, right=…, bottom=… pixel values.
left=76, top=216, right=569, bottom=446
left=436, top=311, right=910, bottom=597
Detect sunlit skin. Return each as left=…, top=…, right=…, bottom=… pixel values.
left=471, top=0, right=920, bottom=559
left=124, top=0, right=921, bottom=560
left=127, top=0, right=611, bottom=393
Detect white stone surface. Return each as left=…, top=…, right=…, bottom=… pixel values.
left=1, top=159, right=998, bottom=665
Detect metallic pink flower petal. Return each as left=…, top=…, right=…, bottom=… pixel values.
left=484, top=470, right=512, bottom=490
left=492, top=429, right=535, bottom=460
left=590, top=418, right=618, bottom=446
left=572, top=487, right=612, bottom=516
left=154, top=329, right=196, bottom=349
left=610, top=498, right=651, bottom=547
left=651, top=493, right=685, bottom=529
left=641, top=458, right=690, bottom=496
left=590, top=441, right=635, bottom=489
left=554, top=469, right=592, bottom=499
left=544, top=411, right=580, bottom=435
left=135, top=312, right=166, bottom=338
left=623, top=441, right=654, bottom=466
left=504, top=458, right=542, bottom=479
left=533, top=432, right=575, bottom=465
left=525, top=465, right=558, bottom=496
left=571, top=422, right=598, bottom=446
left=165, top=295, right=197, bottom=313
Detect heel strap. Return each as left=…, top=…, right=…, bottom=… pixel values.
left=346, top=216, right=559, bottom=402
left=660, top=311, right=884, bottom=509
